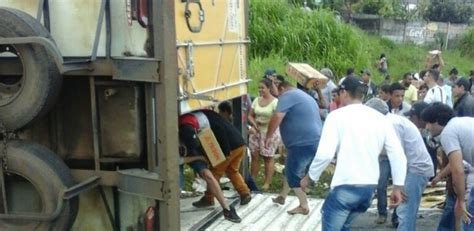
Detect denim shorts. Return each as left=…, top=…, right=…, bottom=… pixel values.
left=285, top=143, right=318, bottom=188
left=188, top=159, right=209, bottom=174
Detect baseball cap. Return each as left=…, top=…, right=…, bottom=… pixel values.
left=320, top=68, right=334, bottom=79
left=361, top=69, right=371, bottom=76
left=365, top=98, right=389, bottom=115
left=404, top=101, right=429, bottom=117
left=338, top=76, right=362, bottom=93
left=264, top=68, right=276, bottom=77
left=455, top=77, right=470, bottom=91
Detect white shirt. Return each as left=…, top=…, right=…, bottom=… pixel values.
left=424, top=85, right=447, bottom=104
left=308, top=104, right=407, bottom=188
left=386, top=114, right=434, bottom=177
left=441, top=85, right=453, bottom=108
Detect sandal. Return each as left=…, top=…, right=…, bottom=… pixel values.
left=271, top=196, right=286, bottom=205
left=287, top=206, right=309, bottom=215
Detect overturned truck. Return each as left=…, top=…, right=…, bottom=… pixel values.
left=0, top=0, right=249, bottom=230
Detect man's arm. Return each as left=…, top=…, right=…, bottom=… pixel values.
left=425, top=55, right=433, bottom=69
left=306, top=115, right=338, bottom=182
left=384, top=123, right=407, bottom=186
left=448, top=151, right=465, bottom=204
left=265, top=112, right=285, bottom=147
left=431, top=164, right=451, bottom=187
left=437, top=54, right=445, bottom=69
left=384, top=122, right=408, bottom=207
left=313, top=88, right=327, bottom=109
left=447, top=151, right=472, bottom=228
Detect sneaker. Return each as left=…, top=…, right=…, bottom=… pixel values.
left=240, top=193, right=252, bottom=205
left=223, top=206, right=242, bottom=223
left=271, top=196, right=285, bottom=205
left=192, top=197, right=214, bottom=208
left=375, top=215, right=387, bottom=224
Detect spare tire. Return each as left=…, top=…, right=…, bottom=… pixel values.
left=0, top=140, right=79, bottom=231
left=0, top=7, right=62, bottom=131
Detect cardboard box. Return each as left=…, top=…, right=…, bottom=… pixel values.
left=197, top=128, right=226, bottom=167
left=286, top=62, right=328, bottom=89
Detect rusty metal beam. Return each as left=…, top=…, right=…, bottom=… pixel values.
left=0, top=55, right=160, bottom=82
left=70, top=169, right=119, bottom=186
left=152, top=0, right=180, bottom=230
left=89, top=77, right=101, bottom=172
left=117, top=169, right=165, bottom=200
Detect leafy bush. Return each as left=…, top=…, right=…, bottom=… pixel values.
left=424, top=0, right=472, bottom=24
left=360, top=0, right=386, bottom=15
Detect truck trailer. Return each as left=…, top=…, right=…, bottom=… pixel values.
left=0, top=0, right=249, bottom=230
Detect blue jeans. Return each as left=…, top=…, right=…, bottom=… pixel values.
left=392, top=172, right=429, bottom=231
left=322, top=184, right=376, bottom=231
left=179, top=164, right=184, bottom=190
left=438, top=187, right=474, bottom=231
left=437, top=193, right=456, bottom=231
left=377, top=158, right=391, bottom=217
left=285, top=143, right=318, bottom=188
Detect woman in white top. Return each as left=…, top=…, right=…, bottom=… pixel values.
left=248, top=79, right=281, bottom=191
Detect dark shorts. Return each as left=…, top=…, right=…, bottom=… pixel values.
left=285, top=143, right=318, bottom=188
left=188, top=160, right=209, bottom=174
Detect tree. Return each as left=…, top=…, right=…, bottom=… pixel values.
left=424, top=0, right=472, bottom=23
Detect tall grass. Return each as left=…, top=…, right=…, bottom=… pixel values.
left=247, top=0, right=474, bottom=96
left=249, top=0, right=372, bottom=78
left=458, top=28, right=474, bottom=58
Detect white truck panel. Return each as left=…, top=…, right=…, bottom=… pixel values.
left=0, top=0, right=148, bottom=57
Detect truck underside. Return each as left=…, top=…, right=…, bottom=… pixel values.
left=0, top=0, right=249, bottom=230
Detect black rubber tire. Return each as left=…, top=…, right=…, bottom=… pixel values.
left=0, top=7, right=62, bottom=132
left=0, top=140, right=78, bottom=231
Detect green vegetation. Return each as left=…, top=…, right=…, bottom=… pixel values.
left=424, top=0, right=472, bottom=24
left=458, top=28, right=474, bottom=58
left=249, top=0, right=375, bottom=82
left=248, top=0, right=473, bottom=96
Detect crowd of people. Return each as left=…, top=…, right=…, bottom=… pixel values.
left=177, top=52, right=474, bottom=229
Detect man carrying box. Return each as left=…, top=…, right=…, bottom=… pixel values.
left=179, top=110, right=252, bottom=217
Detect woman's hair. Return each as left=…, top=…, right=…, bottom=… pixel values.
left=419, top=83, right=429, bottom=91
left=380, top=53, right=386, bottom=59
left=259, top=78, right=273, bottom=89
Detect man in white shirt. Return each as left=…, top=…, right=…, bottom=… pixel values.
left=438, top=77, right=453, bottom=108
left=423, top=69, right=447, bottom=104
left=366, top=98, right=434, bottom=230
left=300, top=77, right=407, bottom=230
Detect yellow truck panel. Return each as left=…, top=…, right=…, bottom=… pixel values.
left=175, top=0, right=249, bottom=113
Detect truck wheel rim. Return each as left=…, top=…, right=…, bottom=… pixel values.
left=0, top=45, right=25, bottom=107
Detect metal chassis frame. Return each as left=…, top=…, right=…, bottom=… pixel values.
left=0, top=1, right=182, bottom=229
left=150, top=0, right=180, bottom=230
left=0, top=176, right=99, bottom=222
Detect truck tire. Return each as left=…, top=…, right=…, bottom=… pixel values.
left=0, top=7, right=62, bottom=132
left=0, top=140, right=78, bottom=231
